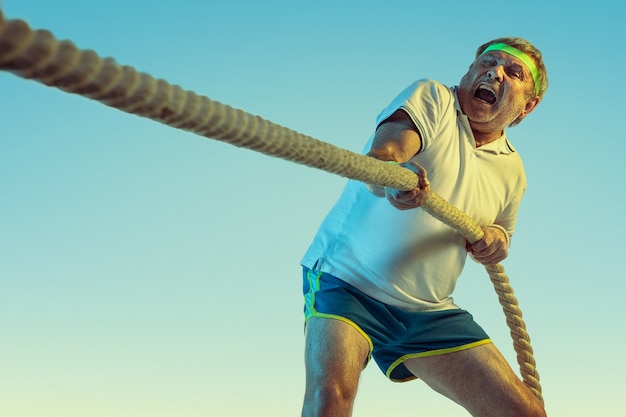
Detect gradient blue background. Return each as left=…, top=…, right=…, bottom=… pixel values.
left=1, top=1, right=624, bottom=415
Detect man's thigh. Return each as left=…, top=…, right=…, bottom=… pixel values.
left=302, top=317, right=371, bottom=417
left=304, top=317, right=370, bottom=381
left=403, top=343, right=544, bottom=417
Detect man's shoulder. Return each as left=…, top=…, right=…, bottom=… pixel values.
left=409, top=79, right=454, bottom=97
left=375, top=79, right=459, bottom=140
left=396, top=79, right=456, bottom=113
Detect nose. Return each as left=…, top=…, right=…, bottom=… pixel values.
left=487, top=65, right=504, bottom=81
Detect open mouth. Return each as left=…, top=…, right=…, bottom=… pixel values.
left=474, top=84, right=497, bottom=105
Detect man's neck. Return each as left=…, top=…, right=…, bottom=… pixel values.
left=473, top=129, right=504, bottom=148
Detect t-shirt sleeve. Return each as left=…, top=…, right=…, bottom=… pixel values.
left=374, top=79, right=454, bottom=152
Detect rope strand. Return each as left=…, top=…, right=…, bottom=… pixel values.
left=0, top=10, right=542, bottom=403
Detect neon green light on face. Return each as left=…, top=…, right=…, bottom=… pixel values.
left=480, top=43, right=540, bottom=95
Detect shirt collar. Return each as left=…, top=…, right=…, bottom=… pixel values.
left=479, top=133, right=515, bottom=155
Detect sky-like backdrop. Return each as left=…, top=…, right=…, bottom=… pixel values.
left=1, top=1, right=624, bottom=416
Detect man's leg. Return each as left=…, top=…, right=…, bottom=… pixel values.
left=302, top=317, right=370, bottom=417
left=404, top=343, right=546, bottom=417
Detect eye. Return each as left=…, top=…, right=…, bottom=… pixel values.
left=506, top=65, right=524, bottom=79
left=482, top=58, right=497, bottom=67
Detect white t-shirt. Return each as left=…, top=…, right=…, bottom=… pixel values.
left=301, top=79, right=526, bottom=311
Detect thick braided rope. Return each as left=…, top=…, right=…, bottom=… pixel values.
left=0, top=11, right=542, bottom=402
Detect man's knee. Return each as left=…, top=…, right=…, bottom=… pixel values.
left=302, top=380, right=358, bottom=417
left=309, top=380, right=358, bottom=404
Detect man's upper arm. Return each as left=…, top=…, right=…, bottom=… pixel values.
left=367, top=109, right=423, bottom=163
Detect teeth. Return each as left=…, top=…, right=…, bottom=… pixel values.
left=478, top=83, right=495, bottom=94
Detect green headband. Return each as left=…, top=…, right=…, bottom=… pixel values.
left=480, top=43, right=541, bottom=95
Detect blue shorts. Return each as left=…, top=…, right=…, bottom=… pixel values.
left=303, top=267, right=492, bottom=382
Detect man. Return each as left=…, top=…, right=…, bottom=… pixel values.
left=300, top=37, right=549, bottom=417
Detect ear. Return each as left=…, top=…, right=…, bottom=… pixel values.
left=513, top=95, right=540, bottom=126
left=521, top=95, right=540, bottom=118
